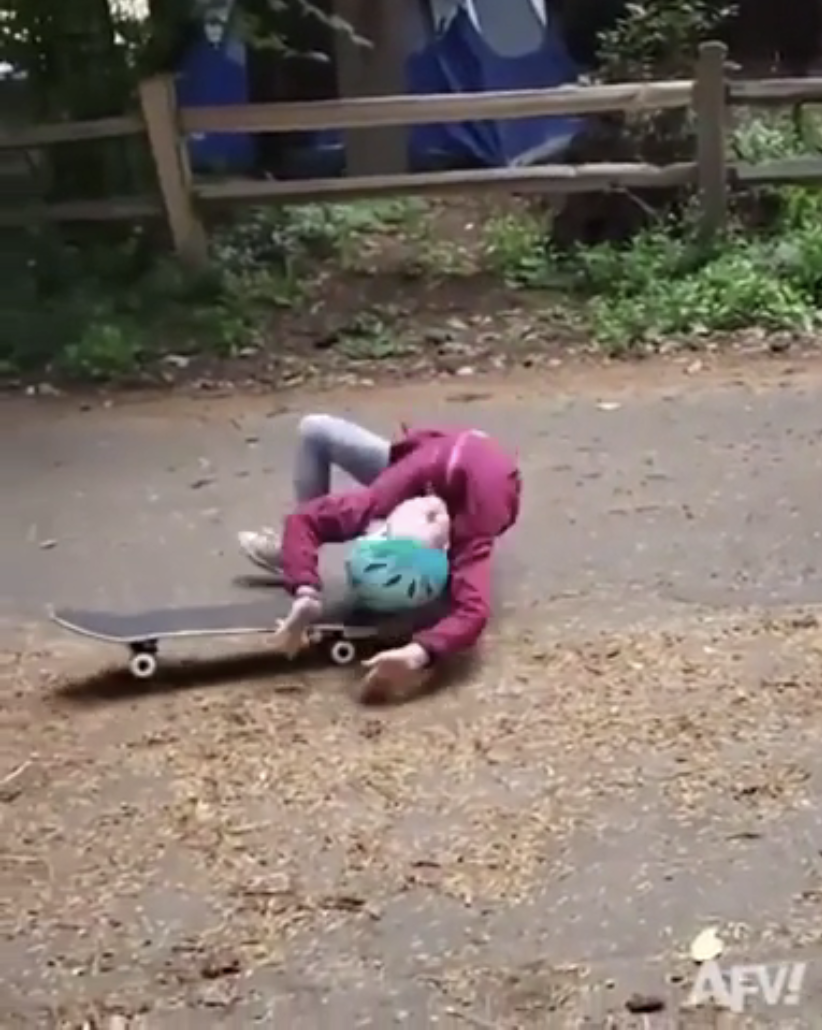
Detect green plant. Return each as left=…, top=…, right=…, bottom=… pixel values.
left=212, top=201, right=421, bottom=275
left=56, top=318, right=144, bottom=381
left=482, top=212, right=553, bottom=287
left=0, top=200, right=424, bottom=383
left=730, top=111, right=822, bottom=231
left=413, top=239, right=476, bottom=278
left=564, top=226, right=688, bottom=295
left=538, top=98, right=822, bottom=355
left=596, top=0, right=735, bottom=82
left=732, top=115, right=806, bottom=164
left=337, top=309, right=412, bottom=360
left=569, top=217, right=822, bottom=354
left=593, top=0, right=736, bottom=168
left=592, top=249, right=812, bottom=351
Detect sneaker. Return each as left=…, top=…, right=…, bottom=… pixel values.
left=238, top=527, right=282, bottom=573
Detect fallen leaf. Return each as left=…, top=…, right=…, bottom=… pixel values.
left=690, top=927, right=724, bottom=963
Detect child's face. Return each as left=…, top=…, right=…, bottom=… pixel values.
left=385, top=496, right=450, bottom=550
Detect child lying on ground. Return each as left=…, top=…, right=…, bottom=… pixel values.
left=238, top=414, right=521, bottom=702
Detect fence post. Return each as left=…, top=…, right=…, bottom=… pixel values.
left=139, top=75, right=208, bottom=267
left=693, top=41, right=729, bottom=244
left=332, top=0, right=407, bottom=175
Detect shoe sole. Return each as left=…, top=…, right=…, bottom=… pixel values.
left=240, top=544, right=282, bottom=575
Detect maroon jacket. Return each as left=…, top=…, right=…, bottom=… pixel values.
left=280, top=427, right=521, bottom=660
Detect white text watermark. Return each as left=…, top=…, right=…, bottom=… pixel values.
left=686, top=960, right=807, bottom=1013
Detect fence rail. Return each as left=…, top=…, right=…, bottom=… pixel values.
left=0, top=113, right=145, bottom=150
left=3, top=41, right=822, bottom=264
left=180, top=79, right=696, bottom=134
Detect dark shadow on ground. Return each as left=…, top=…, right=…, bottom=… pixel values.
left=53, top=649, right=319, bottom=706
left=52, top=644, right=480, bottom=709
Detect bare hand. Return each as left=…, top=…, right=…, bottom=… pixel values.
left=360, top=643, right=431, bottom=704
left=270, top=594, right=322, bottom=658
left=268, top=621, right=309, bottom=659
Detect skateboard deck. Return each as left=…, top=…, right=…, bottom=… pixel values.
left=49, top=594, right=415, bottom=679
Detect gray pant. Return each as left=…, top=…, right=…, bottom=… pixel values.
left=295, top=414, right=390, bottom=503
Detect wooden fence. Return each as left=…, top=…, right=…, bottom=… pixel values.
left=3, top=41, right=822, bottom=267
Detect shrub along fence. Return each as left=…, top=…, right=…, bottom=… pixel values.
left=1, top=42, right=822, bottom=267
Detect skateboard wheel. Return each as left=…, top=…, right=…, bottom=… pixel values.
left=330, top=640, right=357, bottom=666
left=129, top=652, right=158, bottom=679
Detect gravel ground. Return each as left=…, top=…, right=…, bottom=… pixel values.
left=4, top=358, right=822, bottom=1027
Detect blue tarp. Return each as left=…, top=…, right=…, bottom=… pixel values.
left=407, top=1, right=585, bottom=167
left=303, top=1, right=586, bottom=175
left=176, top=20, right=256, bottom=173
left=180, top=0, right=586, bottom=174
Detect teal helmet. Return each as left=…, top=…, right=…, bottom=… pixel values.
left=345, top=536, right=449, bottom=612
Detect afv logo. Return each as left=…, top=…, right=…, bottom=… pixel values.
left=686, top=961, right=807, bottom=1013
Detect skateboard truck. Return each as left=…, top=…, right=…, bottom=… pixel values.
left=304, top=625, right=371, bottom=666
left=128, top=642, right=159, bottom=679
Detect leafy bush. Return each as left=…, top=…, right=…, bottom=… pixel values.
left=560, top=114, right=822, bottom=352
left=592, top=0, right=737, bottom=166
left=596, top=0, right=735, bottom=82
left=478, top=108, right=822, bottom=355
left=478, top=0, right=822, bottom=355
left=0, top=201, right=418, bottom=382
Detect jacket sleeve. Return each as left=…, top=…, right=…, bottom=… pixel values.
left=281, top=450, right=435, bottom=592
left=413, top=536, right=493, bottom=661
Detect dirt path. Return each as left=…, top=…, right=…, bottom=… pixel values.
left=4, top=356, right=822, bottom=1027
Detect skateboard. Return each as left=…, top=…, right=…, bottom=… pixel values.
left=48, top=595, right=406, bottom=680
